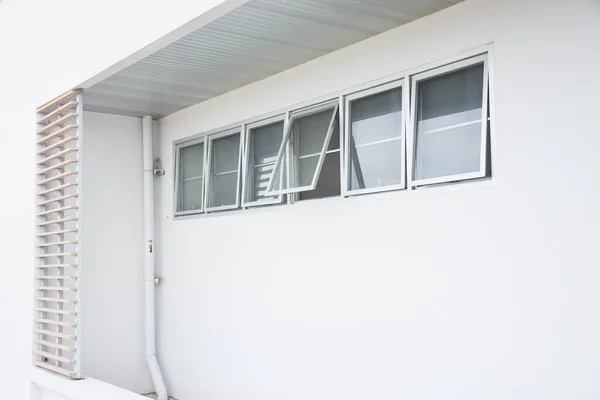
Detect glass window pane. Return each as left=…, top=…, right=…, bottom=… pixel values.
left=348, top=87, right=403, bottom=191
left=212, top=134, right=240, bottom=174
left=417, top=64, right=483, bottom=133
left=415, top=122, right=482, bottom=180
left=415, top=63, right=484, bottom=181
left=298, top=156, right=319, bottom=187
left=299, top=152, right=341, bottom=201
left=268, top=105, right=337, bottom=194
left=209, top=133, right=240, bottom=208
left=246, top=121, right=284, bottom=202
left=351, top=88, right=402, bottom=146
left=180, top=143, right=204, bottom=180
left=179, top=178, right=203, bottom=211
left=296, top=108, right=335, bottom=156
left=209, top=172, right=237, bottom=207
left=350, top=139, right=403, bottom=190
left=178, top=142, right=204, bottom=212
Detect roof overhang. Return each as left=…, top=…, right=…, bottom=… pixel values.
left=81, top=0, right=463, bottom=118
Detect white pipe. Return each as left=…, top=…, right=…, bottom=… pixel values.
left=142, top=116, right=168, bottom=400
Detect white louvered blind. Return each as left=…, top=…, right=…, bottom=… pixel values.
left=35, top=90, right=82, bottom=378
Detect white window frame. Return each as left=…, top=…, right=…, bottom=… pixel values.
left=343, top=79, right=407, bottom=197
left=204, top=127, right=243, bottom=212
left=173, top=47, right=494, bottom=218
left=241, top=115, right=286, bottom=207
left=265, top=100, right=339, bottom=196
left=173, top=136, right=207, bottom=217
left=408, top=54, right=489, bottom=188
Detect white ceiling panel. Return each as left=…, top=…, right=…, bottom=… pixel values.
left=83, top=0, right=462, bottom=118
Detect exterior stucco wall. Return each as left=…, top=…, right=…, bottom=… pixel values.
left=80, top=112, right=153, bottom=394
left=156, top=1, right=600, bottom=399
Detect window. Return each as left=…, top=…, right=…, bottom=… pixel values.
left=299, top=114, right=341, bottom=200
left=242, top=116, right=285, bottom=206
left=345, top=80, right=405, bottom=196
left=266, top=101, right=339, bottom=197
left=174, top=51, right=493, bottom=217
left=205, top=128, right=242, bottom=211
left=410, top=55, right=489, bottom=186
left=175, top=139, right=205, bottom=213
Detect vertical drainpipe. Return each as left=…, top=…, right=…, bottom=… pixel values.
left=142, top=116, right=168, bottom=400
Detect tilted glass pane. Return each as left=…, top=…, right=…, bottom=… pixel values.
left=180, top=143, right=204, bottom=180
left=349, top=87, right=403, bottom=191
left=298, top=156, right=319, bottom=187
left=267, top=104, right=337, bottom=194
left=246, top=121, right=284, bottom=202
left=296, top=108, right=336, bottom=157
left=180, top=178, right=203, bottom=211
left=299, top=152, right=341, bottom=201
left=415, top=63, right=484, bottom=180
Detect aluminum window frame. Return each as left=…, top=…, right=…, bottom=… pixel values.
left=266, top=100, right=339, bottom=196
left=295, top=97, right=344, bottom=203
left=408, top=54, right=489, bottom=188
left=343, top=79, right=407, bottom=197
left=241, top=114, right=286, bottom=208
left=172, top=46, right=494, bottom=219
left=173, top=136, right=208, bottom=217
left=204, top=127, right=243, bottom=213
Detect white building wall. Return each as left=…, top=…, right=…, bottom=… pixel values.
left=1, top=2, right=39, bottom=398
left=1, top=0, right=232, bottom=398
left=156, top=1, right=600, bottom=399
left=80, top=112, right=152, bottom=394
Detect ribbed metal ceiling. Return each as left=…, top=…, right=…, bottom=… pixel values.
left=83, top=0, right=462, bottom=118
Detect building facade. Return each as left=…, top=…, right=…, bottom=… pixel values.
left=2, top=0, right=600, bottom=399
